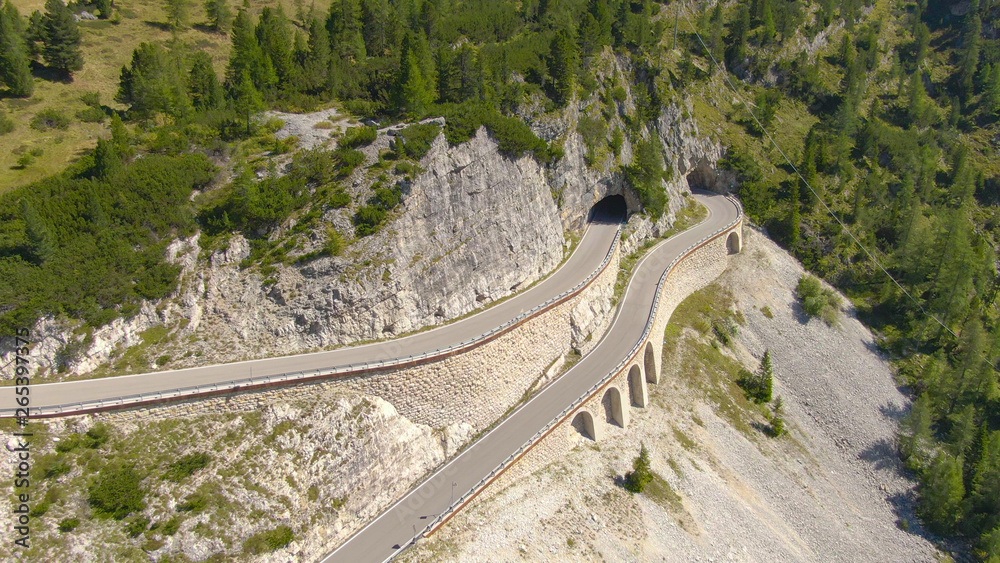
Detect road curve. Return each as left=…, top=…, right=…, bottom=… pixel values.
left=322, top=192, right=740, bottom=563
left=0, top=200, right=625, bottom=416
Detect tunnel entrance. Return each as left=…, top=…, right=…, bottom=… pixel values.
left=589, top=194, right=627, bottom=225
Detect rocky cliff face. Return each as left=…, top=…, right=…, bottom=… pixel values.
left=12, top=92, right=727, bottom=381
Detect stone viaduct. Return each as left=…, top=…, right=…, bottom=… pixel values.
left=570, top=216, right=742, bottom=443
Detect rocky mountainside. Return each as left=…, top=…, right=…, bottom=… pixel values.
left=399, top=228, right=940, bottom=562
left=18, top=93, right=729, bottom=382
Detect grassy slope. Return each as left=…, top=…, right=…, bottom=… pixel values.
left=0, top=0, right=322, bottom=193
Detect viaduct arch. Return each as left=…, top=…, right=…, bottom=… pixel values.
left=567, top=212, right=743, bottom=446
left=727, top=230, right=742, bottom=254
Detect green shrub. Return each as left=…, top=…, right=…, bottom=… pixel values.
left=243, top=525, right=294, bottom=555
left=162, top=516, right=182, bottom=536
left=577, top=114, right=607, bottom=163
left=397, top=123, right=440, bottom=160
left=58, top=518, right=80, bottom=532
left=334, top=147, right=365, bottom=177
left=437, top=102, right=550, bottom=161
left=795, top=274, right=842, bottom=325
left=0, top=114, right=14, bottom=135
left=124, top=516, right=149, bottom=538
left=712, top=319, right=737, bottom=346
left=80, top=92, right=101, bottom=108
left=353, top=204, right=387, bottom=237
left=373, top=186, right=401, bottom=209
left=88, top=463, right=146, bottom=519
left=609, top=128, right=624, bottom=156
left=36, top=455, right=72, bottom=479
left=77, top=106, right=108, bottom=123
left=15, top=152, right=34, bottom=168
left=328, top=189, right=351, bottom=208
left=31, top=109, right=71, bottom=131
left=325, top=227, right=344, bottom=256
left=163, top=452, right=212, bottom=481
left=56, top=423, right=111, bottom=453
left=177, top=492, right=209, bottom=513
left=1, top=153, right=216, bottom=335
left=340, top=126, right=377, bottom=149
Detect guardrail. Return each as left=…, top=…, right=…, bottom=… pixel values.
left=0, top=221, right=625, bottom=419
left=416, top=195, right=743, bottom=544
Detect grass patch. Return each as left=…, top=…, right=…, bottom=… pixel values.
left=644, top=471, right=683, bottom=513
left=662, top=283, right=763, bottom=440
left=243, top=525, right=294, bottom=554
left=672, top=427, right=697, bottom=451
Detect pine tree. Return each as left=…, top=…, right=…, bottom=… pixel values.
left=41, top=0, right=83, bottom=77
left=706, top=2, right=724, bottom=60
left=94, top=0, right=112, bottom=19
left=109, top=113, right=132, bottom=157
left=204, top=0, right=232, bottom=32
left=968, top=431, right=1000, bottom=539
left=228, top=69, right=263, bottom=135
left=788, top=182, right=801, bottom=250
left=958, top=13, right=981, bottom=100
left=983, top=63, right=1000, bottom=116
left=117, top=42, right=191, bottom=118
left=20, top=199, right=55, bottom=262
left=226, top=8, right=277, bottom=94
left=624, top=442, right=653, bottom=493
left=588, top=0, right=612, bottom=47
left=548, top=29, right=577, bottom=107
left=301, top=17, right=329, bottom=93
left=92, top=137, right=121, bottom=179
left=761, top=3, right=776, bottom=45
left=328, top=0, right=365, bottom=62
left=920, top=452, right=966, bottom=534
left=725, top=3, right=750, bottom=71
left=188, top=51, right=222, bottom=109
left=256, top=6, right=294, bottom=83
left=164, top=0, right=192, bottom=30
left=758, top=349, right=774, bottom=403
left=0, top=1, right=34, bottom=97
left=360, top=0, right=393, bottom=57
left=26, top=10, right=43, bottom=60
left=395, top=52, right=431, bottom=117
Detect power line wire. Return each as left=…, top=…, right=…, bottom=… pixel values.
left=677, top=7, right=998, bottom=370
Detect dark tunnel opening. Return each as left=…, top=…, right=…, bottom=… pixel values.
left=588, top=194, right=627, bottom=225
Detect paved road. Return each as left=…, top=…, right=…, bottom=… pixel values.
left=0, top=199, right=626, bottom=415
left=322, top=192, right=740, bottom=563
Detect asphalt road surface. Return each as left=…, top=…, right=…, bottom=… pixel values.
left=0, top=197, right=626, bottom=414
left=322, top=192, right=740, bottom=563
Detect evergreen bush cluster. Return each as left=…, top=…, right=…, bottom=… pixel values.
left=795, top=274, right=841, bottom=325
